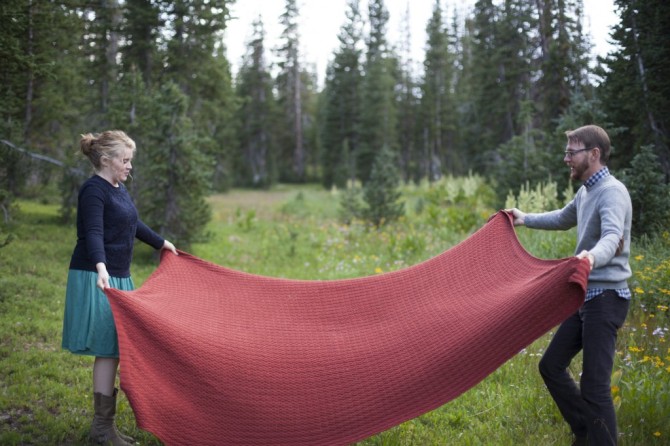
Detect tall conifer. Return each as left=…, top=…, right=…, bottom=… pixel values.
left=321, top=0, right=364, bottom=188
left=275, top=0, right=306, bottom=182
left=359, top=0, right=398, bottom=183
left=235, top=17, right=278, bottom=187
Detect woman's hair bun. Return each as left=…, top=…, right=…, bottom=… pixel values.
left=80, top=133, right=96, bottom=156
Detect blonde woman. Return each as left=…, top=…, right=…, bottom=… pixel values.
left=62, top=130, right=177, bottom=445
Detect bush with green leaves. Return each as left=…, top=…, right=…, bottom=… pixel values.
left=418, top=173, right=497, bottom=233
left=504, top=179, right=574, bottom=213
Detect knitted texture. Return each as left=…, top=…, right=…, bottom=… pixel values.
left=106, top=211, right=589, bottom=446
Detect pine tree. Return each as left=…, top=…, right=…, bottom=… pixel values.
left=534, top=0, right=591, bottom=134
left=320, top=0, right=364, bottom=188
left=129, top=81, right=212, bottom=248
left=359, top=0, right=398, bottom=183
left=275, top=0, right=306, bottom=182
left=122, top=0, right=163, bottom=87
left=81, top=0, right=123, bottom=126
left=395, top=3, right=419, bottom=182
left=162, top=0, right=236, bottom=191
left=465, top=0, right=533, bottom=159
left=1, top=0, right=88, bottom=211
left=600, top=0, right=670, bottom=178
left=418, top=0, right=455, bottom=179
left=620, top=145, right=670, bottom=236
left=235, top=17, right=278, bottom=188
left=362, top=146, right=404, bottom=227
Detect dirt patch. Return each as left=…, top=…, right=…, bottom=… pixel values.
left=1, top=407, right=35, bottom=430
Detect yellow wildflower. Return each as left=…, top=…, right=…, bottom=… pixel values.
left=634, top=255, right=644, bottom=261
left=634, top=287, right=645, bottom=294
left=374, top=267, right=383, bottom=274
left=610, top=385, right=619, bottom=394
left=654, top=432, right=661, bottom=437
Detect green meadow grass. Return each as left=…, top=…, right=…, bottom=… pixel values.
left=1, top=182, right=668, bottom=445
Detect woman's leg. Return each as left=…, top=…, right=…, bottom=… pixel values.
left=90, top=357, right=132, bottom=445
left=93, top=357, right=119, bottom=396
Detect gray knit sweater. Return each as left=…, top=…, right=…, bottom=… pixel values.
left=524, top=175, right=632, bottom=290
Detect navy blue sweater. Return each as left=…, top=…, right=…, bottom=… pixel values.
left=69, top=175, right=164, bottom=277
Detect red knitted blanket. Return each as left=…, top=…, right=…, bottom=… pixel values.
left=106, top=211, right=588, bottom=446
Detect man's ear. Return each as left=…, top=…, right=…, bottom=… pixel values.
left=590, top=146, right=601, bottom=162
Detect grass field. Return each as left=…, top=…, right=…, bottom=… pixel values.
left=1, top=180, right=668, bottom=445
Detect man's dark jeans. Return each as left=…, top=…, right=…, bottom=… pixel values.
left=539, top=290, right=629, bottom=445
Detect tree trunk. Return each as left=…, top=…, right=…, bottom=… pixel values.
left=631, top=12, right=669, bottom=176
left=292, top=62, right=304, bottom=180
left=23, top=0, right=35, bottom=143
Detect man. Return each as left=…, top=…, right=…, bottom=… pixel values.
left=508, top=125, right=632, bottom=446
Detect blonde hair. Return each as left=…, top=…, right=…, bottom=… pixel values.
left=80, top=130, right=136, bottom=171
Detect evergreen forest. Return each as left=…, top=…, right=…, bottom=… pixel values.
left=1, top=0, right=669, bottom=243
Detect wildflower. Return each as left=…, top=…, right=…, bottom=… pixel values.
left=374, top=267, right=383, bottom=274
left=658, top=305, right=669, bottom=312
left=634, top=287, right=645, bottom=294
left=654, top=432, right=661, bottom=437
left=611, top=385, right=619, bottom=394
left=628, top=346, right=643, bottom=353
left=634, top=255, right=644, bottom=261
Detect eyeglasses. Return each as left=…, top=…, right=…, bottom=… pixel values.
left=564, top=148, right=592, bottom=158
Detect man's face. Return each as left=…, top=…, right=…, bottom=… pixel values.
left=564, top=141, right=592, bottom=182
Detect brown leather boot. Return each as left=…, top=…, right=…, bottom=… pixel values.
left=89, top=389, right=134, bottom=445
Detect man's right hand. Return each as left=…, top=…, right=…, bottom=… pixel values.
left=505, top=208, right=527, bottom=226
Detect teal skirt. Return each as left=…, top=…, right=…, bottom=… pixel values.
left=61, top=269, right=134, bottom=358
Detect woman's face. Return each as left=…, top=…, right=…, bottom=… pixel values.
left=103, top=147, right=133, bottom=186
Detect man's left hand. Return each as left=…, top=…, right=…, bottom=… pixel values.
left=576, top=250, right=594, bottom=270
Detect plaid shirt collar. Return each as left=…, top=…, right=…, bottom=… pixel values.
left=584, top=166, right=610, bottom=190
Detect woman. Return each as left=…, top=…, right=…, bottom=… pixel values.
left=62, top=130, right=177, bottom=445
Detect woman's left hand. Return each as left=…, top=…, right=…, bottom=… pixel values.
left=163, top=240, right=178, bottom=255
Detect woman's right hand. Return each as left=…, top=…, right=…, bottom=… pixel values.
left=96, top=262, right=110, bottom=290
left=162, top=240, right=178, bottom=255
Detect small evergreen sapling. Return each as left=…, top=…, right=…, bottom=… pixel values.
left=362, top=147, right=404, bottom=227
